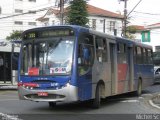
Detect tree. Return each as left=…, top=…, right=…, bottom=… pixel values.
left=67, top=0, right=89, bottom=26
left=6, top=30, right=23, bottom=41
left=126, top=26, right=137, bottom=39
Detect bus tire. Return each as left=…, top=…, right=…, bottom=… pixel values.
left=137, top=79, right=142, bottom=96
left=93, top=84, right=101, bottom=109
left=49, top=102, right=56, bottom=108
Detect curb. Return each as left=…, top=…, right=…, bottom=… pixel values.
left=0, top=85, right=17, bottom=90
left=149, top=100, right=160, bottom=109
left=149, top=94, right=160, bottom=110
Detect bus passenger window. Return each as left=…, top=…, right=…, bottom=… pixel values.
left=134, top=47, right=137, bottom=64
left=143, top=48, right=147, bottom=64
left=117, top=43, right=126, bottom=64
left=148, top=49, right=153, bottom=64
left=136, top=47, right=142, bottom=64
left=78, top=35, right=94, bottom=75
left=96, top=37, right=107, bottom=62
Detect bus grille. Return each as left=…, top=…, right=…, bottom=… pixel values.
left=25, top=94, right=65, bottom=99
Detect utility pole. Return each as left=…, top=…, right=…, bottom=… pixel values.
left=119, top=0, right=142, bottom=37
left=119, top=0, right=128, bottom=37
left=124, top=0, right=127, bottom=37
left=60, top=0, right=64, bottom=25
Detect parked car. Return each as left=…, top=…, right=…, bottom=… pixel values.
left=154, top=66, right=160, bottom=83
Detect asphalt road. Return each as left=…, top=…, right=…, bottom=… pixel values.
left=0, top=84, right=159, bottom=120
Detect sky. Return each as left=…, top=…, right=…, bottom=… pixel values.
left=88, top=0, right=160, bottom=26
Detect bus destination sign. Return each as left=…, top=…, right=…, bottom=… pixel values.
left=23, top=28, right=74, bottom=40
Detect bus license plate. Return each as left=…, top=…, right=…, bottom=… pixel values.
left=37, top=92, right=48, bottom=96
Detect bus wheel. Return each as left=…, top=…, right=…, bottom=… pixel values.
left=49, top=102, right=56, bottom=108
left=93, top=84, right=101, bottom=108
left=137, top=79, right=142, bottom=96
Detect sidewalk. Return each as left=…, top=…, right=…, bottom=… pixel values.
left=0, top=85, right=17, bottom=90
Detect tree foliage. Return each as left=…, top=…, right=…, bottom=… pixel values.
left=126, top=26, right=137, bottom=34
left=126, top=26, right=137, bottom=39
left=67, top=0, right=89, bottom=26
left=6, top=30, right=23, bottom=41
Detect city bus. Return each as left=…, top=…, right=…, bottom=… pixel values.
left=18, top=25, right=154, bottom=108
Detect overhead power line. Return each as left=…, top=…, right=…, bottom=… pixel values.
left=133, top=11, right=160, bottom=16
left=0, top=7, right=52, bottom=20
left=127, top=0, right=142, bottom=17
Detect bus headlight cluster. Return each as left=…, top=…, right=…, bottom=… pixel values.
left=20, top=83, right=39, bottom=89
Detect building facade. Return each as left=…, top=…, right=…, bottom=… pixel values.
left=0, top=0, right=52, bottom=40
left=131, top=23, right=160, bottom=51
left=36, top=4, right=124, bottom=37
left=0, top=1, right=124, bottom=40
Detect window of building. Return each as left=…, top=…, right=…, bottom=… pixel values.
left=0, top=7, right=1, bottom=14
left=117, top=43, right=127, bottom=63
left=109, top=21, right=116, bottom=32
left=52, top=20, right=55, bottom=25
left=28, top=22, right=36, bottom=26
left=100, top=20, right=104, bottom=24
left=142, top=31, right=150, bottom=42
left=44, top=22, right=49, bottom=26
left=28, top=10, right=36, bottom=14
left=14, top=21, right=23, bottom=25
left=95, top=37, right=107, bottom=62
left=28, top=0, right=36, bottom=2
left=15, top=9, right=23, bottom=13
left=92, top=19, right=96, bottom=30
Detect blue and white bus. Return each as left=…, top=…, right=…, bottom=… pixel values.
left=18, top=25, right=154, bottom=108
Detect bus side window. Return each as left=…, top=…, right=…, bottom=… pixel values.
left=136, top=46, right=142, bottom=64
left=143, top=48, right=146, bottom=64
left=117, top=43, right=126, bottom=64
left=95, top=36, right=107, bottom=62
left=148, top=49, right=153, bottom=64
left=78, top=44, right=90, bottom=65
left=78, top=35, right=94, bottom=75
left=134, top=47, right=137, bottom=64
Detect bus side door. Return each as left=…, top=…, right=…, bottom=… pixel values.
left=77, top=33, right=94, bottom=101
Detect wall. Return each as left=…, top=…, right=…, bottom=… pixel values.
left=88, top=16, right=122, bottom=37
left=0, top=0, right=50, bottom=40
left=134, top=28, right=160, bottom=52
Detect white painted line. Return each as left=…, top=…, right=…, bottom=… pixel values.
left=138, top=97, right=144, bottom=99
left=0, top=113, right=22, bottom=120
left=149, top=100, right=160, bottom=109
left=121, top=100, right=139, bottom=103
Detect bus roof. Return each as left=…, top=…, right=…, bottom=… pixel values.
left=22, top=25, right=89, bottom=34
left=116, top=36, right=152, bottom=49
left=22, top=25, right=152, bottom=49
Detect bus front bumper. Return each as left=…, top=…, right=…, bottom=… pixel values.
left=18, top=83, right=78, bottom=102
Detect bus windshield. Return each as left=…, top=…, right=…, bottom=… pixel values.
left=21, top=37, right=74, bottom=76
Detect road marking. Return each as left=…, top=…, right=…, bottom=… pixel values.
left=121, top=99, right=139, bottom=103
left=0, top=113, right=22, bottom=120
left=0, top=99, right=19, bottom=101
left=149, top=100, right=160, bottom=109
left=0, top=94, right=18, bottom=97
